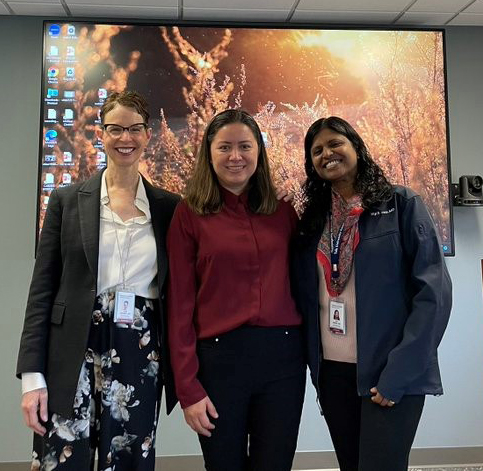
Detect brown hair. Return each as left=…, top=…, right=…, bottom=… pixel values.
left=184, top=109, right=278, bottom=215
left=100, top=90, right=150, bottom=124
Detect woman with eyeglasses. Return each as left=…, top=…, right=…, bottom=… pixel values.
left=17, top=91, right=179, bottom=470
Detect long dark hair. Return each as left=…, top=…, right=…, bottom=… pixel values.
left=301, top=116, right=393, bottom=233
left=184, top=109, right=278, bottom=215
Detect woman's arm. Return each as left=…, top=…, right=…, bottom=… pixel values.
left=17, top=189, right=63, bottom=432
left=375, top=194, right=452, bottom=403
left=167, top=203, right=218, bottom=435
left=17, top=189, right=63, bottom=376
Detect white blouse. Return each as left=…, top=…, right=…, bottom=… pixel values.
left=97, top=172, right=158, bottom=299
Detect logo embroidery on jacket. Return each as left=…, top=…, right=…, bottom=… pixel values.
left=370, top=208, right=395, bottom=216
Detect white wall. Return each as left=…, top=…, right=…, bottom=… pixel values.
left=0, top=17, right=482, bottom=461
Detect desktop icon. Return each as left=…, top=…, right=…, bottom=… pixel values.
left=48, top=67, right=59, bottom=78
left=98, top=88, right=108, bottom=99
left=49, top=46, right=59, bottom=56
left=66, top=67, right=75, bottom=78
left=44, top=154, right=56, bottom=163
left=44, top=173, right=55, bottom=184
left=66, top=46, right=75, bottom=57
left=97, top=151, right=106, bottom=163
left=67, top=25, right=76, bottom=36
left=64, top=90, right=75, bottom=99
left=49, top=24, right=60, bottom=37
left=62, top=173, right=72, bottom=184
left=47, top=109, right=57, bottom=120
left=64, top=109, right=74, bottom=120
left=45, top=130, right=58, bottom=142
left=43, top=196, right=50, bottom=207
left=63, top=151, right=72, bottom=162
left=47, top=88, right=59, bottom=99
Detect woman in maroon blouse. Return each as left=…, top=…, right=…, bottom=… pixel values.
left=167, top=109, right=306, bottom=471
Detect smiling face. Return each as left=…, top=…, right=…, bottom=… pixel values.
left=310, top=127, right=358, bottom=189
left=209, top=122, right=259, bottom=195
left=96, top=104, right=152, bottom=170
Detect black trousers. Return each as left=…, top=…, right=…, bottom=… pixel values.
left=197, top=325, right=306, bottom=471
left=319, top=360, right=425, bottom=471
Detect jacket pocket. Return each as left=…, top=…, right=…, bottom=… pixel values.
left=51, top=303, right=65, bottom=325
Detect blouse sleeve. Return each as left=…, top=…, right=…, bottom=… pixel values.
left=167, top=202, right=208, bottom=409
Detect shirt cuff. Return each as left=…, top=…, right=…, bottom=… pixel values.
left=22, top=372, right=47, bottom=395
left=178, top=380, right=208, bottom=409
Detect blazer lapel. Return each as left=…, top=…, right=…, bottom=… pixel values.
left=78, top=171, right=103, bottom=281
left=143, top=177, right=169, bottom=293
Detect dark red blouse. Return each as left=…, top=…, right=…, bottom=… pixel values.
left=167, top=189, right=301, bottom=408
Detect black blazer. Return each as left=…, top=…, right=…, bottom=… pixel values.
left=17, top=170, right=180, bottom=418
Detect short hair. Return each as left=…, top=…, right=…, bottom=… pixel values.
left=100, top=90, right=150, bottom=124
left=184, top=109, right=278, bottom=215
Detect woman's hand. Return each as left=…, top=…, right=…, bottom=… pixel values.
left=183, top=396, right=219, bottom=437
left=275, top=187, right=294, bottom=202
left=370, top=387, right=395, bottom=407
left=21, top=387, right=48, bottom=436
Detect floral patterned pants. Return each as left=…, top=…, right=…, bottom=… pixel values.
left=32, top=291, right=161, bottom=471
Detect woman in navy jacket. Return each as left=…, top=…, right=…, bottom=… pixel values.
left=292, top=117, right=452, bottom=471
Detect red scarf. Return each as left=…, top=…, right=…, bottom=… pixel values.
left=317, top=190, right=363, bottom=297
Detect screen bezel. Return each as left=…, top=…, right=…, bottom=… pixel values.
left=37, top=19, right=454, bottom=256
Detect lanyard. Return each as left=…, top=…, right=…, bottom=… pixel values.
left=107, top=192, right=137, bottom=289
left=329, top=211, right=344, bottom=279
left=113, top=217, right=135, bottom=289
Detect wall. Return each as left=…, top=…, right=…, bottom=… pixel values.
left=0, top=16, right=482, bottom=462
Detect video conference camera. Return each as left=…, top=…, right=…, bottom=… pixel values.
left=453, top=175, right=483, bottom=206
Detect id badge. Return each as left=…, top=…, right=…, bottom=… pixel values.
left=114, top=288, right=135, bottom=324
left=329, top=300, right=346, bottom=335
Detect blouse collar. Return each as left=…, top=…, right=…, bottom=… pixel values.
left=220, top=185, right=249, bottom=210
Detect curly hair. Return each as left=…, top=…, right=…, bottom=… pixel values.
left=300, top=116, right=393, bottom=233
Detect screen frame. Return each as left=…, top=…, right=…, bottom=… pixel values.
left=37, top=18, right=454, bottom=255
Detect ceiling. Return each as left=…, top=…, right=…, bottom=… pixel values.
left=1, top=0, right=483, bottom=26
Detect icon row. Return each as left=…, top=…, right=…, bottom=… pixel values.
left=48, top=66, right=76, bottom=79
left=45, top=88, right=107, bottom=100
left=44, top=173, right=73, bottom=185
left=44, top=151, right=106, bottom=164
left=46, top=108, right=74, bottom=120
left=47, top=45, right=76, bottom=58
left=49, top=24, right=77, bottom=38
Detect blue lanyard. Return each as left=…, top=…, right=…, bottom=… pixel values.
left=329, top=212, right=344, bottom=279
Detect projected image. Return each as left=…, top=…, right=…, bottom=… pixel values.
left=40, top=22, right=452, bottom=253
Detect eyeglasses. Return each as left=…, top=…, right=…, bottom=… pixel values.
left=103, top=123, right=147, bottom=138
